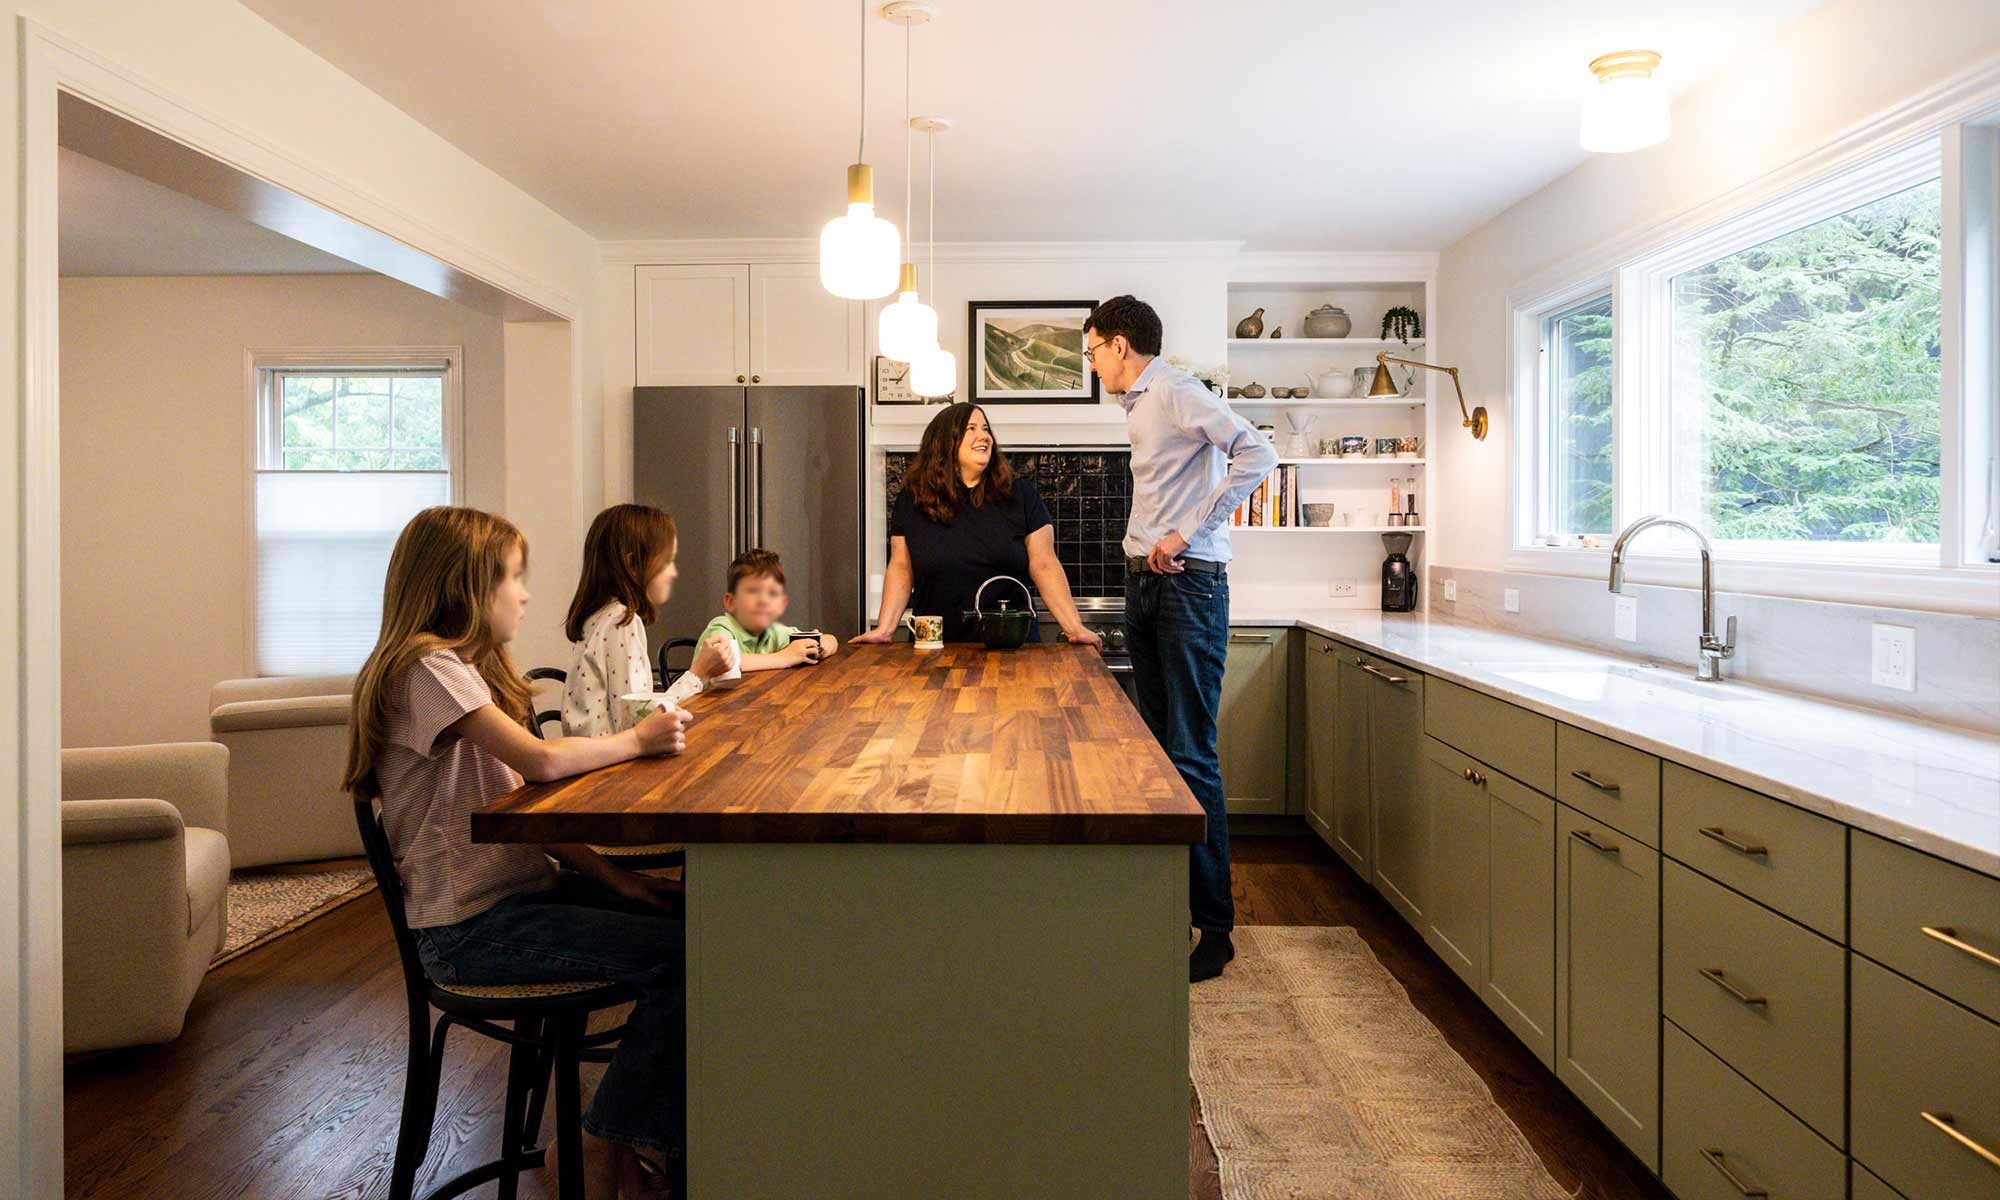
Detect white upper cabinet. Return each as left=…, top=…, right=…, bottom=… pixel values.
left=636, top=262, right=862, bottom=387
left=748, top=263, right=865, bottom=386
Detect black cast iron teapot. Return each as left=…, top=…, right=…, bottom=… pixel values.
left=962, top=575, right=1034, bottom=650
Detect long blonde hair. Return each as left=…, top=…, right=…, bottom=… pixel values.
left=343, top=506, right=535, bottom=799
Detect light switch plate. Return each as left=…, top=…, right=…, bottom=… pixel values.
left=1443, top=578, right=1458, bottom=602
left=1614, top=595, right=1638, bottom=642
left=1503, top=587, right=1521, bottom=614
left=1870, top=623, right=1916, bottom=692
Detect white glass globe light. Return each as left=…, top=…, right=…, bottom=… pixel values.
left=910, top=344, right=956, bottom=398
left=1579, top=51, right=1669, bottom=154
left=877, top=264, right=939, bottom=362
left=820, top=166, right=901, bottom=299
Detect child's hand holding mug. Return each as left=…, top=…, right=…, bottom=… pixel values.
left=690, top=634, right=735, bottom=682
left=631, top=705, right=687, bottom=758
left=785, top=634, right=824, bottom=666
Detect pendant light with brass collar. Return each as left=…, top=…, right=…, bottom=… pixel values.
left=876, top=2, right=940, bottom=361
left=1371, top=353, right=1486, bottom=440
left=909, top=116, right=957, bottom=398
left=819, top=0, right=901, bottom=299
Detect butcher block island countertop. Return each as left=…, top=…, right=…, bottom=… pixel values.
left=474, top=642, right=1205, bottom=846
left=473, top=642, right=1198, bottom=1200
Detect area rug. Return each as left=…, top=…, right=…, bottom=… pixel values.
left=1191, top=926, right=1572, bottom=1200
left=212, top=867, right=376, bottom=969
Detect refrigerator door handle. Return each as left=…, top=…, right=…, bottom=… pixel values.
left=727, top=426, right=741, bottom=558
left=749, top=427, right=764, bottom=549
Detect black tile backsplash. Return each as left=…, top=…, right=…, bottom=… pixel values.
left=883, top=449, right=1132, bottom=598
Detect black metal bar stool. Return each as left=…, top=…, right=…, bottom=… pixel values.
left=355, top=797, right=635, bottom=1200
left=525, top=665, right=685, bottom=872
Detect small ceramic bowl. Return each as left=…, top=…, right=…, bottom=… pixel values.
left=1303, top=503, right=1336, bottom=527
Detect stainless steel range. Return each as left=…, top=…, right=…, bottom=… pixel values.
left=1038, top=595, right=1136, bottom=702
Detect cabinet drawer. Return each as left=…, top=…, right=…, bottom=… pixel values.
left=1661, top=764, right=1846, bottom=941
left=1662, top=1020, right=1846, bottom=1200
left=1424, top=677, right=1555, bottom=794
left=1852, top=954, right=2000, bottom=1200
left=1555, top=724, right=1660, bottom=847
left=1852, top=832, right=2000, bottom=1024
left=1662, top=861, right=1845, bottom=1143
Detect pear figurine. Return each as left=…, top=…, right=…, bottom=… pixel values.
left=1233, top=307, right=1266, bottom=339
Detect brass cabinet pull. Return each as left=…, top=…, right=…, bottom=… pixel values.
left=1698, top=826, right=1769, bottom=858
left=1229, top=633, right=1272, bottom=644
left=1922, top=1111, right=2000, bottom=1169
left=1922, top=925, right=2000, bottom=969
left=751, top=374, right=761, bottom=383
left=1462, top=767, right=1474, bottom=782
left=1571, top=829, right=1620, bottom=855
left=736, top=374, right=748, bottom=383
left=1698, top=967, right=1768, bottom=1008
left=1358, top=662, right=1408, bottom=685
left=1459, top=767, right=1487, bottom=785
left=1698, top=1148, right=1768, bottom=1197
left=1569, top=769, right=1620, bottom=793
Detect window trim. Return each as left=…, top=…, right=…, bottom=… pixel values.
left=244, top=346, right=464, bottom=675
left=1504, top=107, right=2000, bottom=615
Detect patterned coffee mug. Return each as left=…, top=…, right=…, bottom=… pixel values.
left=901, top=612, right=945, bottom=649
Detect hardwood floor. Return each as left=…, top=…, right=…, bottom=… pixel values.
left=66, top=834, right=1668, bottom=1199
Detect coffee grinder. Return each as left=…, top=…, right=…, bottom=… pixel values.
left=1380, top=533, right=1418, bottom=612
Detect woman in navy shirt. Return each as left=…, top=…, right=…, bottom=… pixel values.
left=854, top=403, right=1100, bottom=647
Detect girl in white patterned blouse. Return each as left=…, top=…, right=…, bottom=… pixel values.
left=561, top=504, right=732, bottom=737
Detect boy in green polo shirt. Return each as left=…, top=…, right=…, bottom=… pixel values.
left=699, top=548, right=840, bottom=672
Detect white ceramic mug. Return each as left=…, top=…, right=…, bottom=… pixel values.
left=615, top=693, right=668, bottom=733
left=901, top=612, right=944, bottom=650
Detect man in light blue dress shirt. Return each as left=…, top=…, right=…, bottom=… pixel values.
left=1084, top=295, right=1279, bottom=982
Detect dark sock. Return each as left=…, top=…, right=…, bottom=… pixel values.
left=1189, top=929, right=1235, bottom=983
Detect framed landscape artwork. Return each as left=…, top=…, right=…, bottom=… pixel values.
left=967, top=300, right=1102, bottom=403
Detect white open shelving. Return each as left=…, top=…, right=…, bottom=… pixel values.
left=1234, top=525, right=1427, bottom=534
left=1226, top=337, right=1424, bottom=350
left=1231, top=397, right=1422, bottom=409
left=1274, top=457, right=1426, bottom=466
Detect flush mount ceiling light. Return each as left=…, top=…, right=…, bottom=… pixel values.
left=819, top=0, right=902, bottom=299
left=909, top=115, right=957, bottom=398
left=1580, top=49, right=1669, bottom=154
left=876, top=2, right=940, bottom=362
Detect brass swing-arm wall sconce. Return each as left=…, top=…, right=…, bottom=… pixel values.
left=1370, top=353, right=1487, bottom=440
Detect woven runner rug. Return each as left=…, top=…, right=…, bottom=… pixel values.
left=212, top=866, right=376, bottom=969
left=1191, top=926, right=1572, bottom=1199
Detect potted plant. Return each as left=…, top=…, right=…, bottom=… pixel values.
left=1380, top=306, right=1423, bottom=343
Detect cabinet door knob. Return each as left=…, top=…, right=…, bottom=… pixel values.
left=1473, top=771, right=1487, bottom=786
left=736, top=374, right=747, bottom=383
left=751, top=374, right=762, bottom=383
left=1698, top=1148, right=1769, bottom=1197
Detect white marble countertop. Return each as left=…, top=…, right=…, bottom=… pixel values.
left=1229, top=609, right=2000, bottom=878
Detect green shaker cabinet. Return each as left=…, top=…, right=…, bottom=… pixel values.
left=1218, top=628, right=1290, bottom=815
left=1302, top=635, right=1342, bottom=843
left=1364, top=655, right=1427, bottom=928
left=1329, top=653, right=1375, bottom=875
left=1483, top=766, right=1557, bottom=1068
left=1420, top=736, right=1488, bottom=991
left=1556, top=802, right=1660, bottom=1172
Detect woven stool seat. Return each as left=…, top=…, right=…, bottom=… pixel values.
left=589, top=842, right=684, bottom=858
left=435, top=979, right=623, bottom=1001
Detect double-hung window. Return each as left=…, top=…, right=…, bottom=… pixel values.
left=1513, top=119, right=1998, bottom=604
left=251, top=349, right=462, bottom=675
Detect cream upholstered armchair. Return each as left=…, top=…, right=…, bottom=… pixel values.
left=61, top=742, right=231, bottom=1053
left=208, top=674, right=359, bottom=867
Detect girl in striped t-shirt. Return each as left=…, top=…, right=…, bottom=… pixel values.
left=343, top=505, right=689, bottom=1198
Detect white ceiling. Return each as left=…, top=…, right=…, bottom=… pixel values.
left=240, top=0, right=1826, bottom=250
left=59, top=147, right=369, bottom=276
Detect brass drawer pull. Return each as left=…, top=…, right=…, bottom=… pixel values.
left=1569, top=769, right=1620, bottom=793
left=1358, top=662, right=1408, bottom=685
left=1698, top=826, right=1769, bottom=858
left=1922, top=925, right=2000, bottom=969
left=1571, top=829, right=1620, bottom=855
left=1698, top=967, right=1768, bottom=1008
left=1922, top=1111, right=2000, bottom=1169
left=1229, top=633, right=1272, bottom=644
left=1698, top=1148, right=1768, bottom=1197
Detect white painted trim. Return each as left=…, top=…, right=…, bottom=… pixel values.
left=10, top=21, right=65, bottom=1198
left=1502, top=546, right=2000, bottom=617
left=1228, top=250, right=1441, bottom=283
left=601, top=238, right=1246, bottom=266
left=26, top=18, right=583, bottom=321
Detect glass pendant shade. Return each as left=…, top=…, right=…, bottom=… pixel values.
left=820, top=165, right=901, bottom=299
left=910, top=344, right=956, bottom=398
left=877, top=264, right=939, bottom=362
left=1580, top=51, right=1669, bottom=154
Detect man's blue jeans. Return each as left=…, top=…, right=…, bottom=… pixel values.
left=413, top=872, right=686, bottom=1162
left=1125, top=566, right=1233, bottom=932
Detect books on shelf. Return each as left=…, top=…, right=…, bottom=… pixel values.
left=1231, top=466, right=1302, bottom=528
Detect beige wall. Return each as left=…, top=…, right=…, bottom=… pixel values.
left=58, top=273, right=507, bottom=748
left=1432, top=0, right=2000, bottom=570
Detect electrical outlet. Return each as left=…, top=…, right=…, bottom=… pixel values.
left=1614, top=595, right=1638, bottom=642
left=1443, top=578, right=1458, bottom=602
left=1503, top=587, right=1521, bottom=614
left=1871, top=623, right=1916, bottom=692
left=1328, top=579, right=1358, bottom=599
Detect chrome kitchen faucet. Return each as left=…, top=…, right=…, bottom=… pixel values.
left=1608, top=515, right=1737, bottom=682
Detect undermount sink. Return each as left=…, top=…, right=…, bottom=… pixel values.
left=1480, top=661, right=1752, bottom=704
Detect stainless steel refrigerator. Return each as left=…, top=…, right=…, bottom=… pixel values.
left=631, top=385, right=864, bottom=648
